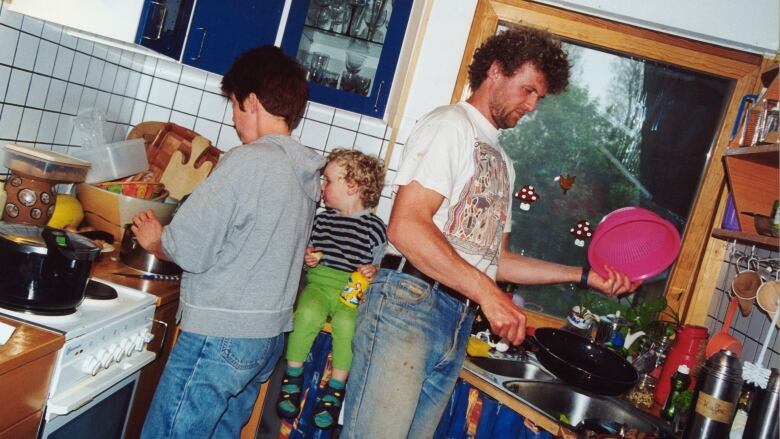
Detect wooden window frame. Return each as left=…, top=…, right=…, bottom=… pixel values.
left=452, top=0, right=766, bottom=328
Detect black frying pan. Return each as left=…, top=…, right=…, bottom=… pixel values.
left=525, top=327, right=638, bottom=396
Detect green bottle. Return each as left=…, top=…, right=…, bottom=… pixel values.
left=662, top=364, right=691, bottom=421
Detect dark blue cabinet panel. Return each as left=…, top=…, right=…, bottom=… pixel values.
left=182, top=0, right=286, bottom=76
left=281, top=0, right=413, bottom=117
left=136, top=0, right=195, bottom=60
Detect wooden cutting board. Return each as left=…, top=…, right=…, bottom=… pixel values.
left=159, top=135, right=214, bottom=200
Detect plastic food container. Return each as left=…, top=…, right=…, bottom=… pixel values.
left=72, top=139, right=148, bottom=183
left=3, top=143, right=91, bottom=181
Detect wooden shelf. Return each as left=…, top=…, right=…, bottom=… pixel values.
left=712, top=228, right=779, bottom=249
left=724, top=143, right=779, bottom=163
left=723, top=142, right=779, bottom=236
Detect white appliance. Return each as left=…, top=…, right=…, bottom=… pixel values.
left=0, top=278, right=159, bottom=438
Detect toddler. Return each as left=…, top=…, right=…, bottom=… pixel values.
left=277, top=148, right=386, bottom=429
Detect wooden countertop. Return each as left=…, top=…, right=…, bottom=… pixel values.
left=91, top=250, right=180, bottom=307
left=0, top=316, right=63, bottom=376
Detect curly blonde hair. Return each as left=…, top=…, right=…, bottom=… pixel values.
left=327, top=148, right=385, bottom=208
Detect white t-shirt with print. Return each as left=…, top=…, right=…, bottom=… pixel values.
left=389, top=102, right=516, bottom=279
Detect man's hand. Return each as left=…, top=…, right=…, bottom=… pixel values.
left=479, top=288, right=527, bottom=346
left=588, top=265, right=641, bottom=297
left=356, top=264, right=378, bottom=282
left=304, top=246, right=322, bottom=267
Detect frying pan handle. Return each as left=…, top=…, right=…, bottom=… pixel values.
left=520, top=327, right=539, bottom=352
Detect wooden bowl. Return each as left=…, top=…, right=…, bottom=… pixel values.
left=95, top=181, right=166, bottom=200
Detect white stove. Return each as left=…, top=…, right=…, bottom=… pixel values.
left=0, top=277, right=158, bottom=432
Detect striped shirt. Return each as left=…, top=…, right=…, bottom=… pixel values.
left=310, top=208, right=387, bottom=272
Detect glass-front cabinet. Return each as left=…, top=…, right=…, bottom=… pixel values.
left=281, top=0, right=413, bottom=117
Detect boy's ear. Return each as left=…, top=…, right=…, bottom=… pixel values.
left=245, top=93, right=260, bottom=113
left=346, top=180, right=359, bottom=195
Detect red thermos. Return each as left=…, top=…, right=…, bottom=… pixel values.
left=654, top=325, right=708, bottom=405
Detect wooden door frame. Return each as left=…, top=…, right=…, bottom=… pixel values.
left=453, top=0, right=766, bottom=327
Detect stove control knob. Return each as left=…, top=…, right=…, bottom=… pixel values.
left=123, top=339, right=135, bottom=357
left=98, top=350, right=113, bottom=369
left=83, top=356, right=101, bottom=376
left=134, top=334, right=145, bottom=351
left=112, top=343, right=125, bottom=362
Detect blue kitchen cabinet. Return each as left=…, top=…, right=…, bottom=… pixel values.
left=281, top=0, right=413, bottom=117
left=136, top=0, right=285, bottom=76
left=182, top=0, right=286, bottom=75
left=136, top=0, right=196, bottom=60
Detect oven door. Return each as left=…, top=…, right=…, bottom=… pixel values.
left=39, top=371, right=141, bottom=439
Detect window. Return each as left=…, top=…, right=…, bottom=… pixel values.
left=453, top=0, right=764, bottom=324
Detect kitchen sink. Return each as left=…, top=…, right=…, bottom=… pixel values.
left=503, top=380, right=673, bottom=436
left=466, top=357, right=556, bottom=381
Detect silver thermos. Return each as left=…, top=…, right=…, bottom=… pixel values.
left=683, top=350, right=743, bottom=439
left=743, top=368, right=780, bottom=439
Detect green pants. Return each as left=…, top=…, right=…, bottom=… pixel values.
left=286, top=265, right=357, bottom=371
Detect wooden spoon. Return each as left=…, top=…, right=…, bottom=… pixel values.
left=705, top=296, right=743, bottom=359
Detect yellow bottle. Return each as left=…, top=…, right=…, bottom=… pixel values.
left=340, top=271, right=368, bottom=308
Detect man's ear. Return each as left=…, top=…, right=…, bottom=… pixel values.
left=488, top=61, right=502, bottom=80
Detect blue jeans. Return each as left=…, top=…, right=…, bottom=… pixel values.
left=140, top=330, right=284, bottom=439
left=342, top=269, right=476, bottom=439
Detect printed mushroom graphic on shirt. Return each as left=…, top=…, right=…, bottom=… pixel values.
left=514, top=185, right=538, bottom=211
left=570, top=220, right=592, bottom=247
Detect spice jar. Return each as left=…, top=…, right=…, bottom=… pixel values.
left=626, top=373, right=657, bottom=410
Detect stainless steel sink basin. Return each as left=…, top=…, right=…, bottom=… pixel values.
left=503, top=380, right=673, bottom=436
left=466, top=357, right=556, bottom=381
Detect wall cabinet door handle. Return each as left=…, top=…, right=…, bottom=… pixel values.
left=373, top=80, right=385, bottom=113
left=190, top=27, right=208, bottom=61
left=143, top=1, right=168, bottom=41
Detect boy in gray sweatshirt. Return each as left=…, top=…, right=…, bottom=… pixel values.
left=132, top=46, right=325, bottom=439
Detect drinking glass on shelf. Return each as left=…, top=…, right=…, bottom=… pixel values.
left=327, top=0, right=348, bottom=33
left=309, top=52, right=330, bottom=83
left=345, top=38, right=369, bottom=73
left=363, top=0, right=387, bottom=41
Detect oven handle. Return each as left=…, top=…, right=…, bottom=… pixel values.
left=148, top=317, right=170, bottom=355
left=47, top=351, right=155, bottom=415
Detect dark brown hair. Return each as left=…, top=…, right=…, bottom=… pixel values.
left=327, top=148, right=385, bottom=208
left=468, top=27, right=570, bottom=94
left=221, top=46, right=308, bottom=128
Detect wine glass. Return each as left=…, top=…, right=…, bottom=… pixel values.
left=327, top=0, right=348, bottom=33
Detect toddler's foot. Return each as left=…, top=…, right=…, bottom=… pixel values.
left=314, top=379, right=345, bottom=429
left=276, top=366, right=304, bottom=419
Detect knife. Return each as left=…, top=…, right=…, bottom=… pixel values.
left=112, top=272, right=180, bottom=281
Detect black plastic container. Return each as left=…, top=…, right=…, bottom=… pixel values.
left=0, top=223, right=100, bottom=314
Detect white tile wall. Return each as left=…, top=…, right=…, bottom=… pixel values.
left=0, top=0, right=398, bottom=222
left=706, top=243, right=780, bottom=370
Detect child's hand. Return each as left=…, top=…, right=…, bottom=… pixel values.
left=357, top=264, right=378, bottom=282
left=304, top=246, right=323, bottom=267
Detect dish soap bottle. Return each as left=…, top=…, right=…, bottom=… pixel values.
left=662, top=364, right=691, bottom=421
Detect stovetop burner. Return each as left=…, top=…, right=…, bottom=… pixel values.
left=85, top=279, right=118, bottom=300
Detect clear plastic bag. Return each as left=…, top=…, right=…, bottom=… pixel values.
left=74, top=108, right=108, bottom=149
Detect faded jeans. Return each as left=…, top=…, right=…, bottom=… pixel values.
left=342, top=269, right=476, bottom=439
left=140, top=330, right=284, bottom=439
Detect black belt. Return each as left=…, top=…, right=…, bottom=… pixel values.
left=380, top=254, right=478, bottom=310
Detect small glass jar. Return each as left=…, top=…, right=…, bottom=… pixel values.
left=626, top=374, right=657, bottom=410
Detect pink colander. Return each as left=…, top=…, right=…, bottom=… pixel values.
left=587, top=207, right=681, bottom=282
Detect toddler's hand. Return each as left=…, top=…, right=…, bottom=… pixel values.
left=357, top=264, right=378, bottom=282
left=304, top=246, right=323, bottom=267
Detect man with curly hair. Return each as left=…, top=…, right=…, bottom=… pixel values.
left=276, top=148, right=387, bottom=429
left=341, top=27, right=639, bottom=438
